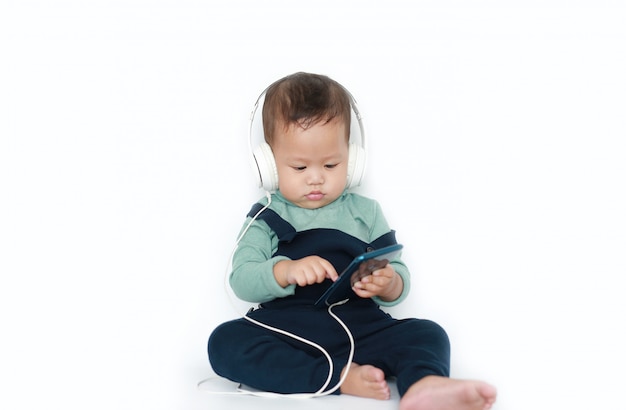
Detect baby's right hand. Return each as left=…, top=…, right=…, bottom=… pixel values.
left=274, top=256, right=338, bottom=288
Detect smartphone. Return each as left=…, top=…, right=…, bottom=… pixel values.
left=313, top=244, right=403, bottom=307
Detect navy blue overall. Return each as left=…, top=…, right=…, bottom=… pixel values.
left=208, top=204, right=451, bottom=396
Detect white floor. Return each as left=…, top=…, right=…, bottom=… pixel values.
left=194, top=370, right=401, bottom=410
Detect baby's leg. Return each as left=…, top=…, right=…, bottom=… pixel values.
left=208, top=318, right=340, bottom=394
left=399, top=376, right=497, bottom=410
left=339, top=363, right=390, bottom=400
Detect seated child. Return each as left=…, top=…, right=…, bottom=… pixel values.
left=208, top=72, right=497, bottom=410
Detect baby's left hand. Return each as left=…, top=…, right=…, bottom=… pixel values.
left=352, top=264, right=402, bottom=302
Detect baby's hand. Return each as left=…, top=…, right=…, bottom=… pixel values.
left=274, top=256, right=338, bottom=288
left=352, top=264, right=402, bottom=302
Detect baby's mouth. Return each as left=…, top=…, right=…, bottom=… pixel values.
left=306, top=191, right=324, bottom=201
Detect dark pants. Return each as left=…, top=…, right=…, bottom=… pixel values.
left=208, top=302, right=450, bottom=397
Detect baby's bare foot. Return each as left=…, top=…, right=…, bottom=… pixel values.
left=400, top=375, right=497, bottom=410
left=340, top=363, right=390, bottom=400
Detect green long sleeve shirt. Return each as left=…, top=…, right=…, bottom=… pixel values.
left=230, top=191, right=410, bottom=307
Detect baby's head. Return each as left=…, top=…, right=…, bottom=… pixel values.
left=261, top=72, right=354, bottom=209
left=262, top=72, right=352, bottom=147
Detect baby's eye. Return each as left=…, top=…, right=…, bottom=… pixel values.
left=325, top=164, right=338, bottom=169
left=292, top=166, right=306, bottom=171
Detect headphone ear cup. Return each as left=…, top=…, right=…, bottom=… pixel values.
left=346, top=142, right=366, bottom=189
left=252, top=142, right=279, bottom=192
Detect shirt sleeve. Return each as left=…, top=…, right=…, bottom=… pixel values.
left=367, top=199, right=411, bottom=307
left=229, top=217, right=295, bottom=303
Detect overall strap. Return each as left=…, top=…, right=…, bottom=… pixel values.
left=369, top=230, right=398, bottom=250
left=246, top=203, right=297, bottom=242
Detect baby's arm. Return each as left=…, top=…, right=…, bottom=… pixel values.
left=273, top=256, right=339, bottom=288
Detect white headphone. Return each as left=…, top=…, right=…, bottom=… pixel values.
left=248, top=80, right=367, bottom=192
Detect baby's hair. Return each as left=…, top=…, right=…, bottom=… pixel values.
left=262, top=72, right=352, bottom=146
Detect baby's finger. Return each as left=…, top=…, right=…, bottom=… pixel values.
left=372, top=265, right=392, bottom=278
left=321, top=260, right=339, bottom=281
left=352, top=282, right=377, bottom=298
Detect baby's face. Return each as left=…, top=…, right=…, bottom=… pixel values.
left=271, top=119, right=349, bottom=209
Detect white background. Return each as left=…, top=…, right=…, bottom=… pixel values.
left=1, top=1, right=625, bottom=409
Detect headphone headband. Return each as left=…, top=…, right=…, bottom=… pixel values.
left=248, top=83, right=366, bottom=154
